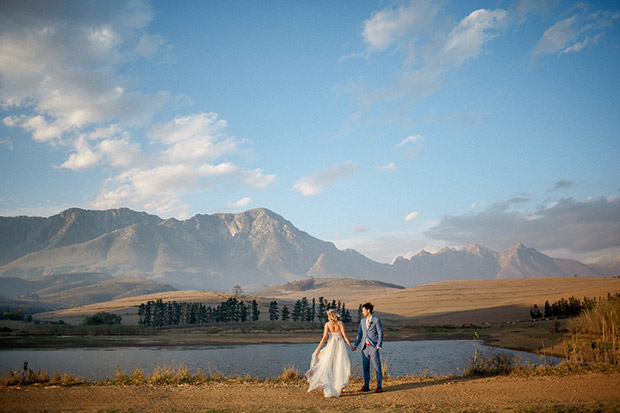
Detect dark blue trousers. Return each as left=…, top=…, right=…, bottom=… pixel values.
left=362, top=345, right=382, bottom=388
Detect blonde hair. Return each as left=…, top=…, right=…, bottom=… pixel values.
left=327, top=309, right=340, bottom=324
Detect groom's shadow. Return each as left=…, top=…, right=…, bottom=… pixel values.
left=340, top=376, right=478, bottom=397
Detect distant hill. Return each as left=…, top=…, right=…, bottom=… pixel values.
left=252, top=277, right=405, bottom=304
left=0, top=272, right=176, bottom=308
left=0, top=207, right=616, bottom=293
left=368, top=277, right=620, bottom=324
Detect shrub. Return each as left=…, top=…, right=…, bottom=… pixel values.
left=275, top=365, right=301, bottom=382
left=82, top=312, right=122, bottom=325
left=464, top=351, right=517, bottom=377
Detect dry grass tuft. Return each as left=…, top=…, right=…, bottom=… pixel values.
left=275, top=365, right=302, bottom=382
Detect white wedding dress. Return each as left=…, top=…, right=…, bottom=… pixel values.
left=305, top=331, right=351, bottom=397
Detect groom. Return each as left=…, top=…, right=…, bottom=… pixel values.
left=352, top=302, right=383, bottom=393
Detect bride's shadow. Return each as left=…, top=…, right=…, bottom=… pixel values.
left=340, top=376, right=477, bottom=397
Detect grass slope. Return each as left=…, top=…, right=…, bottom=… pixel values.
left=370, top=277, right=620, bottom=323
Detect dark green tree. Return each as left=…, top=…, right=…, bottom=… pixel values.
left=317, top=296, right=326, bottom=323
left=269, top=301, right=279, bottom=321
left=240, top=302, right=249, bottom=322
left=309, top=298, right=316, bottom=323
left=292, top=300, right=302, bottom=321
left=341, top=303, right=351, bottom=323
left=544, top=301, right=552, bottom=318
left=251, top=299, right=260, bottom=321
left=281, top=305, right=290, bottom=321
left=138, top=303, right=146, bottom=326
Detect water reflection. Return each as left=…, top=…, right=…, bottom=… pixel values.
left=0, top=340, right=561, bottom=381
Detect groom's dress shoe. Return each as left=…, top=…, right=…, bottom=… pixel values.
left=358, top=386, right=370, bottom=392
left=375, top=387, right=383, bottom=393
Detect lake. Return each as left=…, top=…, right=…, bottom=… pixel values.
left=0, top=341, right=561, bottom=381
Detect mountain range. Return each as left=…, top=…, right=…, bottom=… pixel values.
left=0, top=207, right=616, bottom=292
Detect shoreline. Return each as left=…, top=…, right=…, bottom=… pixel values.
left=0, top=319, right=570, bottom=359
left=0, top=332, right=565, bottom=360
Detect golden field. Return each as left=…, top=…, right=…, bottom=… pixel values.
left=36, top=276, right=620, bottom=326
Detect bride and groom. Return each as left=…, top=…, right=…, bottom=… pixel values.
left=305, top=302, right=384, bottom=397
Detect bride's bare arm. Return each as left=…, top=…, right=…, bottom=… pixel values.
left=339, top=322, right=352, bottom=347
left=314, top=323, right=329, bottom=354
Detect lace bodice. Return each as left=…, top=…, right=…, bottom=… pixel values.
left=328, top=331, right=342, bottom=338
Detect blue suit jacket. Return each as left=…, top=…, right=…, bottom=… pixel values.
left=354, top=314, right=383, bottom=349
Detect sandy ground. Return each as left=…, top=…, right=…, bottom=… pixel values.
left=1, top=373, right=619, bottom=412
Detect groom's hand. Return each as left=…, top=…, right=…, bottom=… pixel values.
left=351, top=346, right=356, bottom=351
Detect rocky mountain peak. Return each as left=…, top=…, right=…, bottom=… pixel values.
left=0, top=207, right=613, bottom=291
left=463, top=243, right=497, bottom=258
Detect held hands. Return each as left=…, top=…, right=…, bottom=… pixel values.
left=350, top=345, right=356, bottom=351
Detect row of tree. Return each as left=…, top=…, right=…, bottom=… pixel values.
left=138, top=298, right=260, bottom=327
left=267, top=297, right=354, bottom=323
left=138, top=296, right=358, bottom=327
left=530, top=292, right=620, bottom=320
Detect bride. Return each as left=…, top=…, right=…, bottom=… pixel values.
left=305, top=309, right=352, bottom=397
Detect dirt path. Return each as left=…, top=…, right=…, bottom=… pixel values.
left=2, top=373, right=620, bottom=412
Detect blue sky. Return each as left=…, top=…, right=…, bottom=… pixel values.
left=1, top=0, right=619, bottom=265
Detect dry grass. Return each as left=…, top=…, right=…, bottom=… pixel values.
left=1, top=363, right=296, bottom=387
left=275, top=365, right=303, bottom=382
left=36, top=277, right=620, bottom=327
left=371, top=277, right=620, bottom=323
left=39, top=290, right=234, bottom=319
left=464, top=296, right=620, bottom=377
left=566, top=296, right=620, bottom=365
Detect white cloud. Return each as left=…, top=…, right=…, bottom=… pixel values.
left=292, top=161, right=359, bottom=196
left=425, top=196, right=620, bottom=254
left=228, top=197, right=252, bottom=209
left=397, top=135, right=423, bottom=147
left=3, top=115, right=70, bottom=143
left=362, top=0, right=437, bottom=52
left=0, top=0, right=277, bottom=222
left=149, top=113, right=238, bottom=164
left=59, top=137, right=101, bottom=170
left=98, top=138, right=142, bottom=168
left=397, top=134, right=424, bottom=157
left=533, top=16, right=580, bottom=56
left=242, top=168, right=276, bottom=189
left=0, top=1, right=168, bottom=129
left=533, top=10, right=619, bottom=57
left=376, top=162, right=396, bottom=171
left=405, top=211, right=420, bottom=222
left=87, top=113, right=276, bottom=216
left=438, top=9, right=507, bottom=65
left=351, top=5, right=509, bottom=122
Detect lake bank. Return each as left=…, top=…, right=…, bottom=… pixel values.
left=0, top=319, right=570, bottom=358
left=2, top=373, right=619, bottom=412
left=2, top=340, right=559, bottom=381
